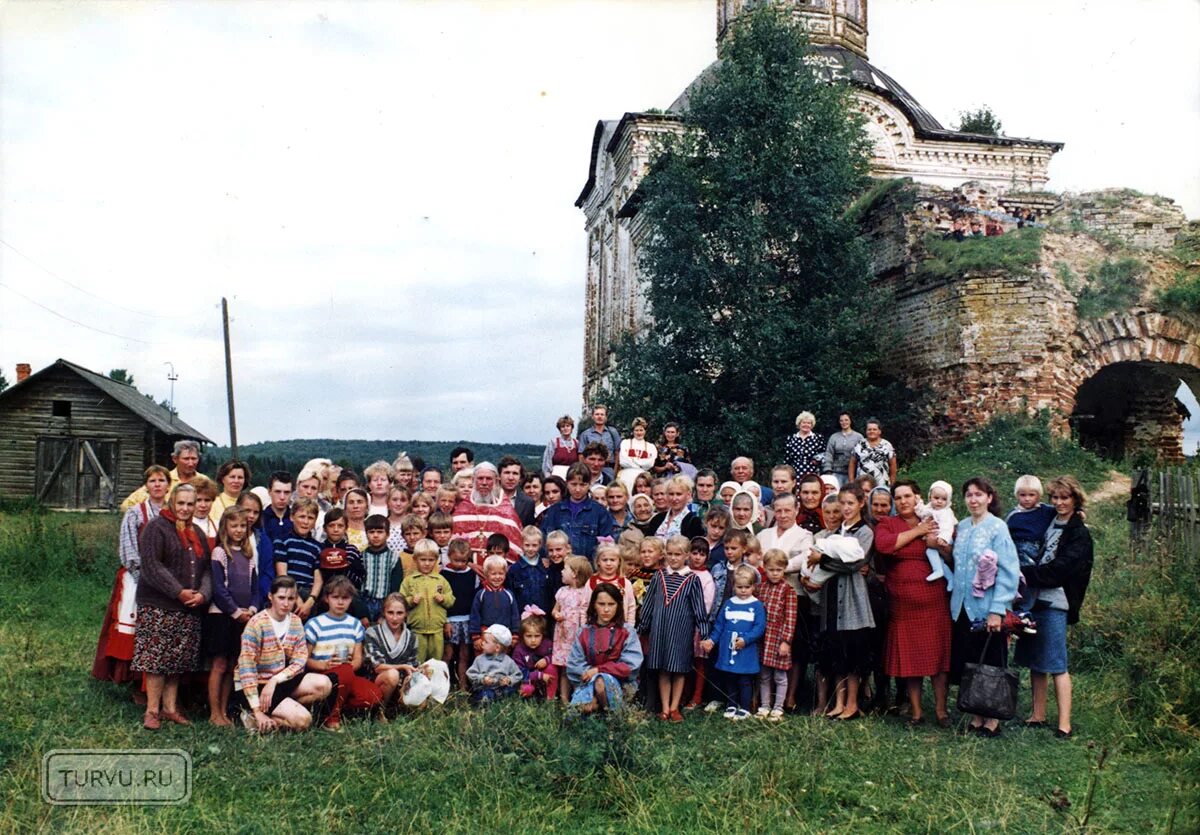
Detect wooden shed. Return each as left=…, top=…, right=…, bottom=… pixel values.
left=0, top=359, right=213, bottom=510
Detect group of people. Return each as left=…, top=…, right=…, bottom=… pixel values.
left=92, top=408, right=1093, bottom=738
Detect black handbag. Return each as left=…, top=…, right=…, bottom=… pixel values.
left=956, top=634, right=1019, bottom=720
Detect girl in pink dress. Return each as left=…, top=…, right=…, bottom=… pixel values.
left=552, top=556, right=593, bottom=704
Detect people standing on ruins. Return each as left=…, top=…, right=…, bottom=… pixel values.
left=823, top=413, right=864, bottom=488
left=849, top=418, right=897, bottom=489
left=784, top=411, right=825, bottom=479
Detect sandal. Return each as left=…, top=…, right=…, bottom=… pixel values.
left=142, top=711, right=161, bottom=731
left=159, top=711, right=191, bottom=726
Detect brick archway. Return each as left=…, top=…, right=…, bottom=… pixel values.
left=1064, top=311, right=1200, bottom=461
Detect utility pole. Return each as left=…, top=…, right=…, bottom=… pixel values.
left=164, top=362, right=178, bottom=425
left=222, top=297, right=238, bottom=459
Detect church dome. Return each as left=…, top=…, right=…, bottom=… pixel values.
left=719, top=0, right=868, bottom=58
left=670, top=44, right=1061, bottom=149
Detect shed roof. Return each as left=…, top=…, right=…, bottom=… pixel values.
left=0, top=358, right=214, bottom=443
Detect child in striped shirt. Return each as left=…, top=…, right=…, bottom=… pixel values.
left=304, top=576, right=383, bottom=730
left=360, top=514, right=402, bottom=624
left=275, top=497, right=323, bottom=619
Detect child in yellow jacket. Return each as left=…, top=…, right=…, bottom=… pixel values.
left=399, top=539, right=455, bottom=662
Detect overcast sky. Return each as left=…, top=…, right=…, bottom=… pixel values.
left=1, top=0, right=1197, bottom=451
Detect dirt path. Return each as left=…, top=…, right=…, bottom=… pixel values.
left=1090, top=470, right=1131, bottom=503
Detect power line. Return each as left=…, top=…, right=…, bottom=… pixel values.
left=0, top=238, right=190, bottom=320
left=0, top=282, right=159, bottom=345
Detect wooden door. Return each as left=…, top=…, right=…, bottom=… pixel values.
left=35, top=437, right=119, bottom=509
left=35, top=437, right=74, bottom=508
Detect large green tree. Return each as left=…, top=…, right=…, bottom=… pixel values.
left=604, top=7, right=906, bottom=474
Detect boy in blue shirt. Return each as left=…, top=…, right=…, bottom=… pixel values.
left=539, top=462, right=615, bottom=564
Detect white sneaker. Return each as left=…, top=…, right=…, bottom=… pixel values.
left=755, top=706, right=770, bottom=718
left=704, top=700, right=723, bottom=714
left=733, top=709, right=752, bottom=721
left=769, top=708, right=784, bottom=722
left=723, top=706, right=738, bottom=719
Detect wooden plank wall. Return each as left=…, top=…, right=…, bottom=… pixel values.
left=0, top=368, right=149, bottom=504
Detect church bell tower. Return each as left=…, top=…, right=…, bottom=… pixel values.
left=717, top=0, right=868, bottom=59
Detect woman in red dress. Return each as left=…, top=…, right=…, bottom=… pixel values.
left=873, top=479, right=951, bottom=726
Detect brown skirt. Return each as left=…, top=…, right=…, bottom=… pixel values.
left=132, top=606, right=202, bottom=675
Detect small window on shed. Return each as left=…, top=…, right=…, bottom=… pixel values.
left=52, top=400, right=72, bottom=418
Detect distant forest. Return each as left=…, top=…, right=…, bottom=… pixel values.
left=200, top=439, right=544, bottom=487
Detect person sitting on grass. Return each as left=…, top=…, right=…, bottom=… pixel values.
left=513, top=607, right=557, bottom=699
left=235, top=576, right=333, bottom=733
left=304, top=576, right=383, bottom=730
left=566, top=583, right=643, bottom=717
left=363, top=593, right=419, bottom=715
left=467, top=624, right=522, bottom=704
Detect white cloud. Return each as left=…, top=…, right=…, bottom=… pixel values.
left=1, top=0, right=1196, bottom=447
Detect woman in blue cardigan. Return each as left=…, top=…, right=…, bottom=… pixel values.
left=944, top=477, right=1019, bottom=737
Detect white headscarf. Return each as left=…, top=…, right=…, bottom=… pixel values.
left=728, top=489, right=761, bottom=531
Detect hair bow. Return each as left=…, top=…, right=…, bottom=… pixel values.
left=521, top=605, right=546, bottom=620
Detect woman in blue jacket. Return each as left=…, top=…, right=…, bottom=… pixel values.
left=945, top=477, right=1019, bottom=737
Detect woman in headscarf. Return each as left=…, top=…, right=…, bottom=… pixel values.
left=727, top=489, right=763, bottom=536
left=132, top=483, right=212, bottom=730
left=93, top=465, right=171, bottom=689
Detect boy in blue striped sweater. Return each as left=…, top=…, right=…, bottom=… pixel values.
left=275, top=497, right=323, bottom=619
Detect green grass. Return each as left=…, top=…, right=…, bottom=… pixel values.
left=901, top=413, right=1111, bottom=497
left=1156, top=269, right=1200, bottom=317
left=1, top=449, right=1198, bottom=832
left=1076, top=258, right=1147, bottom=320
left=844, top=177, right=914, bottom=226
left=915, top=227, right=1044, bottom=282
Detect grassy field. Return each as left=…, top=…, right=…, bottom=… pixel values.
left=0, top=428, right=1197, bottom=833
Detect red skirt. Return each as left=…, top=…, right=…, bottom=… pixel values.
left=884, top=577, right=951, bottom=678
left=91, top=568, right=137, bottom=683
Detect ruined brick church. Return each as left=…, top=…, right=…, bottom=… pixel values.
left=577, top=0, right=1199, bottom=461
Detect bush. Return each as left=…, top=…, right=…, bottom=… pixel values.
left=1072, top=503, right=1200, bottom=748
left=956, top=105, right=1003, bottom=136
left=915, top=227, right=1044, bottom=282
left=1156, top=269, right=1200, bottom=316
left=901, top=412, right=1110, bottom=498
left=1076, top=257, right=1146, bottom=320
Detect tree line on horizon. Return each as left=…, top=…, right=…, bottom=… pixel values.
left=200, top=439, right=543, bottom=488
